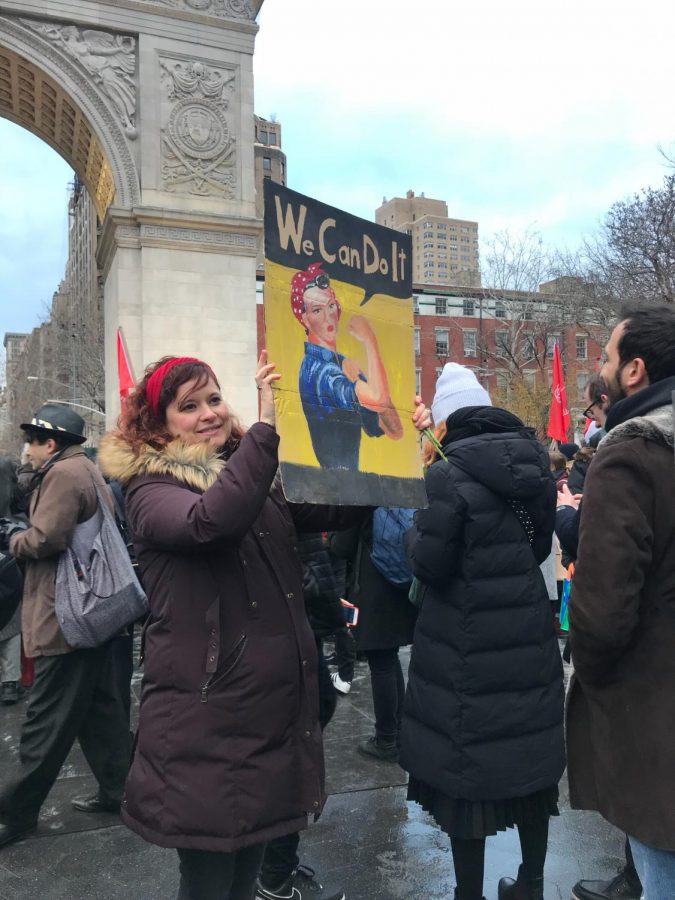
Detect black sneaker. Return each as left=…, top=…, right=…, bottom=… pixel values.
left=256, top=865, right=345, bottom=900
left=571, top=869, right=642, bottom=900
left=357, top=735, right=398, bottom=762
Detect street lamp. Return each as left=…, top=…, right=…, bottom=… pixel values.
left=44, top=399, right=105, bottom=418
left=26, top=375, right=73, bottom=391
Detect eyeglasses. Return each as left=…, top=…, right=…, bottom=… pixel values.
left=583, top=402, right=597, bottom=419
left=305, top=273, right=330, bottom=292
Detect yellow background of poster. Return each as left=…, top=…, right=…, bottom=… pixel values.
left=264, top=259, right=423, bottom=481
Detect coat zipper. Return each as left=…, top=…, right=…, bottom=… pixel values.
left=200, top=633, right=247, bottom=703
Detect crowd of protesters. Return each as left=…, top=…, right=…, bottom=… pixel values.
left=0, top=303, right=674, bottom=900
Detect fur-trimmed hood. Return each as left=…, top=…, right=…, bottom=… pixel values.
left=602, top=404, right=674, bottom=452
left=98, top=432, right=225, bottom=492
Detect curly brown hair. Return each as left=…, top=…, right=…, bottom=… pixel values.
left=117, top=356, right=246, bottom=454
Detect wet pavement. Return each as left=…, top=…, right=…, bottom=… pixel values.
left=0, top=646, right=625, bottom=900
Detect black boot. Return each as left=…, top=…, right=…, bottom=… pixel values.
left=498, top=865, right=544, bottom=900
left=452, top=889, right=487, bottom=900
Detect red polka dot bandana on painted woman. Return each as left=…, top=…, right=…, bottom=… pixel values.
left=290, top=262, right=341, bottom=325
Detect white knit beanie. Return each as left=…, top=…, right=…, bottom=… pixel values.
left=431, top=363, right=492, bottom=425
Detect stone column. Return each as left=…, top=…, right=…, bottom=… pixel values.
left=98, top=5, right=263, bottom=426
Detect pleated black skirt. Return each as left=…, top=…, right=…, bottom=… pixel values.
left=407, top=777, right=559, bottom=840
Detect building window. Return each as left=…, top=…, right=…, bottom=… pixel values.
left=522, top=335, right=536, bottom=360
left=577, top=372, right=588, bottom=394
left=435, top=297, right=447, bottom=315
left=547, top=335, right=559, bottom=359
left=424, top=242, right=434, bottom=249
left=415, top=368, right=422, bottom=396
left=437, top=223, right=447, bottom=230
left=494, top=300, right=506, bottom=319
left=414, top=328, right=420, bottom=354
left=413, top=296, right=420, bottom=314
left=495, top=330, right=508, bottom=357
left=463, top=330, right=477, bottom=357
left=495, top=371, right=508, bottom=393
left=435, top=329, right=449, bottom=357
left=523, top=370, right=536, bottom=387
left=424, top=231, right=434, bottom=238
left=576, top=334, right=588, bottom=359
left=435, top=367, right=444, bottom=378
left=263, top=157, right=271, bottom=170
left=438, top=243, right=447, bottom=250
left=258, top=130, right=268, bottom=144
left=268, top=132, right=277, bottom=146
left=462, top=298, right=475, bottom=316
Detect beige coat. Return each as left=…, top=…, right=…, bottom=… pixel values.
left=10, top=445, right=112, bottom=658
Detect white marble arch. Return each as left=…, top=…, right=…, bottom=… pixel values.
left=0, top=0, right=265, bottom=426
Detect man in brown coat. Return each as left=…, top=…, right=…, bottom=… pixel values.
left=567, top=306, right=675, bottom=900
left=0, top=403, right=131, bottom=849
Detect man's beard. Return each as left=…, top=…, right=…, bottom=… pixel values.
left=604, top=370, right=627, bottom=408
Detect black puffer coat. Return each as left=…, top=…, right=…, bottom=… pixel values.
left=400, top=407, right=565, bottom=801
left=298, top=533, right=344, bottom=639
left=330, top=517, right=417, bottom=652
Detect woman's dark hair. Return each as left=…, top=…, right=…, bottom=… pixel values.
left=118, top=356, right=246, bottom=452
left=619, top=305, right=675, bottom=384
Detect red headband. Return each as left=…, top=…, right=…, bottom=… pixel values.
left=146, top=357, right=215, bottom=417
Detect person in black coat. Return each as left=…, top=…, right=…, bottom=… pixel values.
left=400, top=364, right=564, bottom=900
left=330, top=516, right=417, bottom=761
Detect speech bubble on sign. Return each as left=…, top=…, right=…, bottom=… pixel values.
left=264, top=182, right=412, bottom=306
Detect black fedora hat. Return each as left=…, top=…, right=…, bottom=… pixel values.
left=20, top=403, right=87, bottom=444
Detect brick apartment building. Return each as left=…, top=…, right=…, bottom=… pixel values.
left=256, top=278, right=605, bottom=430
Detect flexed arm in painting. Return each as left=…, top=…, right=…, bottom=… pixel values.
left=346, top=315, right=403, bottom=439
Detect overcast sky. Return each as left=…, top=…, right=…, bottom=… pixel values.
left=1, top=0, right=674, bottom=342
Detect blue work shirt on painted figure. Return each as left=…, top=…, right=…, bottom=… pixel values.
left=299, top=343, right=384, bottom=470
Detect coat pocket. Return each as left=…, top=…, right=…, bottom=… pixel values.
left=200, top=632, right=247, bottom=704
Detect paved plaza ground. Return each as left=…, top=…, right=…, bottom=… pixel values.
left=0, top=648, right=625, bottom=900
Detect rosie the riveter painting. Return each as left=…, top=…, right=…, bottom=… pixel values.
left=263, top=181, right=427, bottom=508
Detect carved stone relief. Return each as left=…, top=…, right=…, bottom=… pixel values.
left=136, top=0, right=255, bottom=20
left=19, top=19, right=137, bottom=139
left=160, top=58, right=237, bottom=197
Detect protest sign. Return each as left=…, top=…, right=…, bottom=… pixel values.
left=264, top=181, right=426, bottom=507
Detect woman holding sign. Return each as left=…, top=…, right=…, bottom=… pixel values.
left=98, top=352, right=388, bottom=900
left=291, top=262, right=402, bottom=470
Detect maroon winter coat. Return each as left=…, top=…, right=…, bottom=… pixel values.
left=98, top=423, right=359, bottom=852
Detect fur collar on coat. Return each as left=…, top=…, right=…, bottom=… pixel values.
left=602, top=404, right=674, bottom=451
left=98, top=432, right=225, bottom=493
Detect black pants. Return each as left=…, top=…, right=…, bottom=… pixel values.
left=451, top=821, right=549, bottom=900
left=0, top=643, right=132, bottom=826
left=176, top=844, right=265, bottom=900
left=365, top=647, right=405, bottom=743
left=110, top=631, right=134, bottom=725
left=333, top=627, right=356, bottom=683
left=258, top=639, right=336, bottom=888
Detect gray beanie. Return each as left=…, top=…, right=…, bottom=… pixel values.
left=431, top=363, right=492, bottom=425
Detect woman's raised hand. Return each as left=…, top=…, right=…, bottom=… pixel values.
left=412, top=395, right=432, bottom=432
left=255, top=350, right=281, bottom=427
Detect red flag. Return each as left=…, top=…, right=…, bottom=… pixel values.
left=117, top=327, right=136, bottom=400
left=547, top=343, right=571, bottom=442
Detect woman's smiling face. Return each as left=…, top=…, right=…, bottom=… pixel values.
left=164, top=377, right=232, bottom=448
